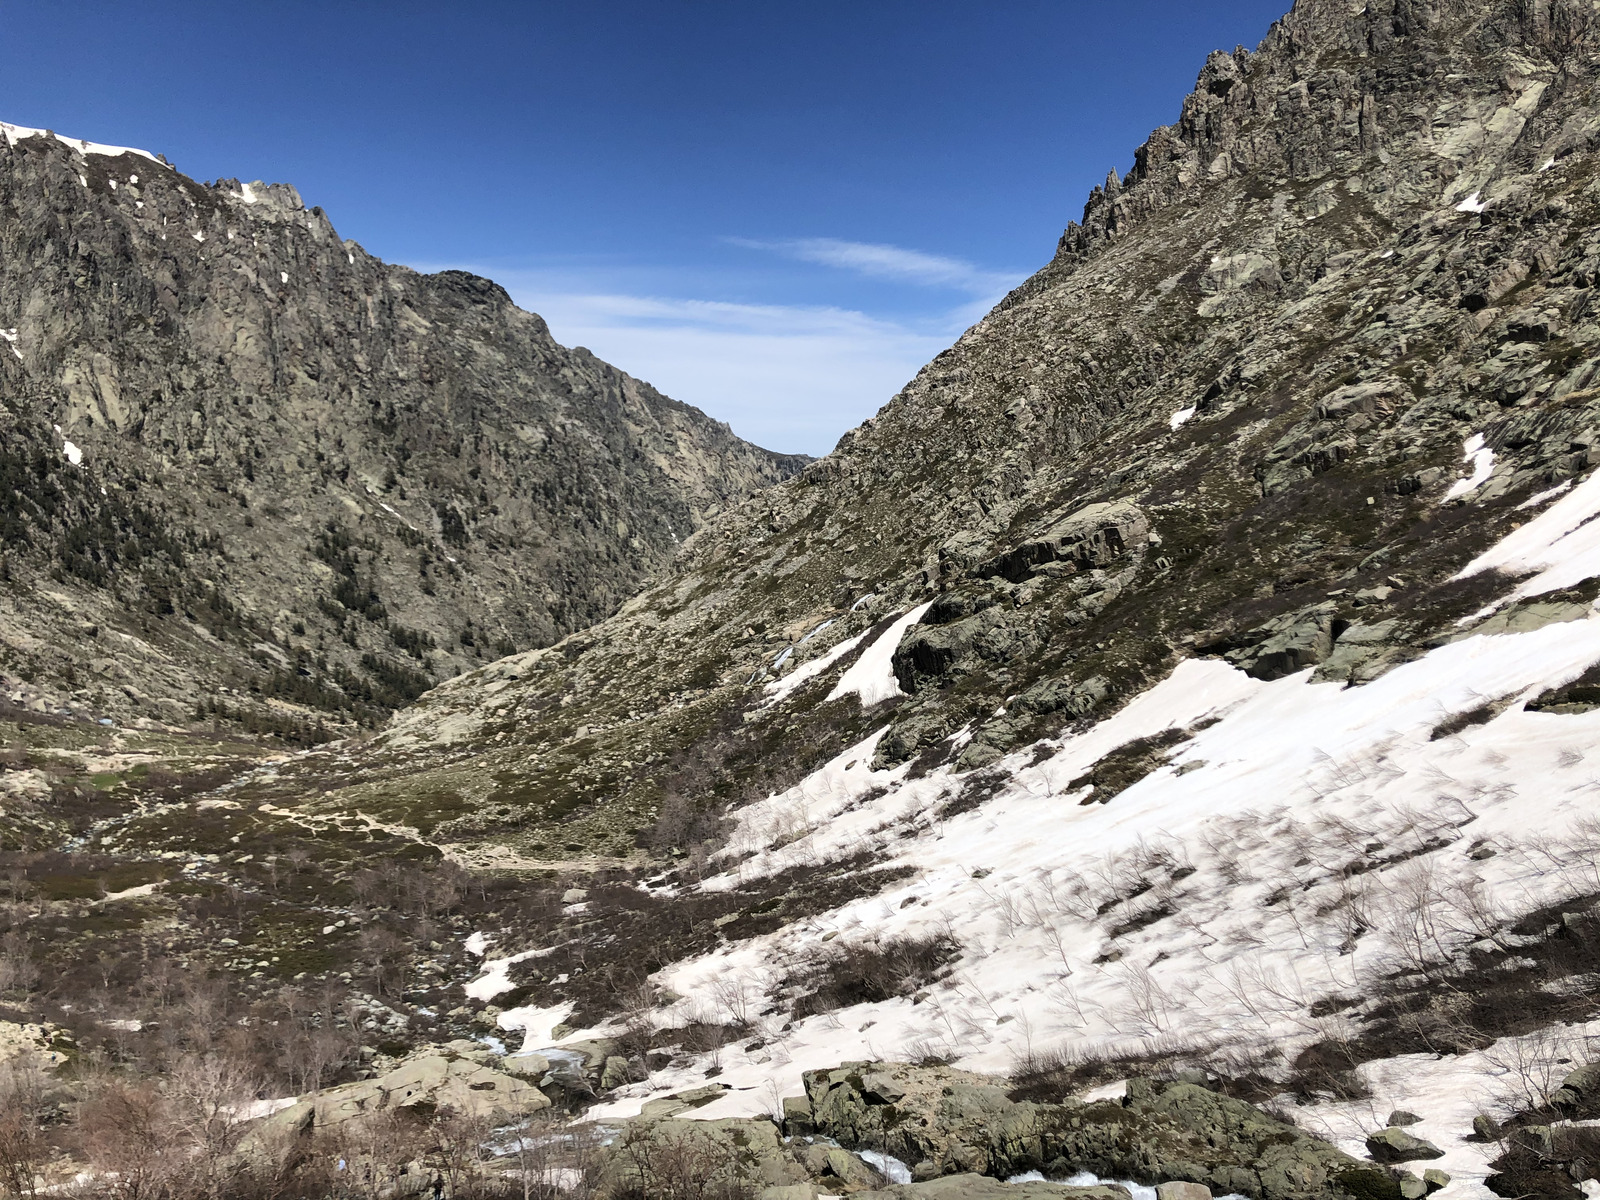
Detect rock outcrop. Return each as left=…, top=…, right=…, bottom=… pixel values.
left=795, top=1064, right=1383, bottom=1200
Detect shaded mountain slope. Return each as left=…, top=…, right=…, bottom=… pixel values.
left=0, top=122, right=806, bottom=735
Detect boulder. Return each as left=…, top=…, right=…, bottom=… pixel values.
left=978, top=502, right=1150, bottom=582
left=501, top=1052, right=550, bottom=1080
left=1315, top=379, right=1406, bottom=422
left=1386, top=1111, right=1422, bottom=1128
left=761, top=1187, right=821, bottom=1200
left=1366, top=1127, right=1444, bottom=1163
left=1236, top=606, right=1341, bottom=680
left=782, top=1093, right=815, bottom=1136
left=892, top=606, right=1044, bottom=693
left=1550, top=1063, right=1600, bottom=1111
left=601, top=1055, right=632, bottom=1090
left=825, top=1147, right=884, bottom=1187
left=639, top=1082, right=728, bottom=1119
left=803, top=1064, right=1368, bottom=1200
left=260, top=1045, right=548, bottom=1134
left=1157, top=1184, right=1212, bottom=1200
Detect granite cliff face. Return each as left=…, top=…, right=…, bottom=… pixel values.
left=0, top=124, right=805, bottom=734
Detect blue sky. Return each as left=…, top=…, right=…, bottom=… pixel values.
left=0, top=1, right=1289, bottom=455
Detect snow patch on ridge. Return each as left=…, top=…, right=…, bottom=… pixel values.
left=762, top=630, right=869, bottom=707
left=1446, top=432, right=1495, bottom=498
left=0, top=121, right=159, bottom=163
left=1455, top=466, right=1600, bottom=607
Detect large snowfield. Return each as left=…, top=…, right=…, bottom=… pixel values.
left=458, top=480, right=1600, bottom=1196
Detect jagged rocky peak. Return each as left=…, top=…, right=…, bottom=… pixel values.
left=0, top=121, right=806, bottom=735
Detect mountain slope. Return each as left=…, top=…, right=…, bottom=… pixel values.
left=347, top=0, right=1600, bottom=847
left=0, top=122, right=806, bottom=736
left=220, top=0, right=1600, bottom=1171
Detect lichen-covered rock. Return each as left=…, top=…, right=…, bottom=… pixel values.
left=1365, top=1128, right=1444, bottom=1164
left=260, top=1044, right=548, bottom=1133
left=801, top=1064, right=1373, bottom=1200
left=1550, top=1062, right=1600, bottom=1113
left=977, top=502, right=1151, bottom=583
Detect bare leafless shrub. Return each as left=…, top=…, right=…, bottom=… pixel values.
left=0, top=1062, right=46, bottom=1199
left=785, top=932, right=959, bottom=1018
left=0, top=933, right=38, bottom=1002
left=76, top=1074, right=177, bottom=1200
left=1285, top=1039, right=1372, bottom=1102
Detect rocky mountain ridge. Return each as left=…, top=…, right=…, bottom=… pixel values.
left=0, top=121, right=805, bottom=738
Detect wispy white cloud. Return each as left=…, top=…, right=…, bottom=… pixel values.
left=497, top=281, right=952, bottom=456
left=423, top=245, right=1025, bottom=456
left=731, top=236, right=1020, bottom=296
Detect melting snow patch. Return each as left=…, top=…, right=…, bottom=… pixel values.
left=1456, top=191, right=1489, bottom=213
left=191, top=231, right=205, bottom=242
left=1518, top=480, right=1574, bottom=510
left=237, top=183, right=258, bottom=204
left=464, top=931, right=491, bottom=957
left=826, top=603, right=932, bottom=707
left=1169, top=406, right=1196, bottom=430
left=0, top=328, right=19, bottom=360
left=279, top=270, right=289, bottom=284
left=497, top=1001, right=575, bottom=1054
left=235, top=1096, right=298, bottom=1121
left=1542, top=157, right=1557, bottom=172
left=465, top=946, right=549, bottom=1001
left=763, top=630, right=869, bottom=707
left=62, top=440, right=83, bottom=467
left=1455, top=466, right=1600, bottom=610
left=609, top=621, right=1600, bottom=1123
left=1445, top=433, right=1494, bottom=498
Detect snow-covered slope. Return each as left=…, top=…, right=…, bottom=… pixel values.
left=468, top=483, right=1600, bottom=1197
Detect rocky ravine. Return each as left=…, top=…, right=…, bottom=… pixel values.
left=18, top=0, right=1600, bottom=1198
left=0, top=122, right=806, bottom=737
